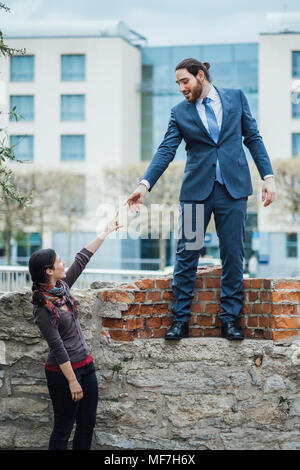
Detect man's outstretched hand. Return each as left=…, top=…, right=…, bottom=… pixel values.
left=125, top=183, right=148, bottom=213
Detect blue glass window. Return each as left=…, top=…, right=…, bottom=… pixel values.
left=141, top=43, right=258, bottom=161
left=233, top=44, right=258, bottom=62
left=61, top=55, right=85, bottom=81
left=10, top=55, right=34, bottom=82
left=61, top=135, right=85, bottom=161
left=61, top=95, right=85, bottom=121
left=286, top=233, right=298, bottom=258
left=292, top=133, right=300, bottom=156
left=292, top=92, right=300, bottom=118
left=292, top=51, right=300, bottom=78
left=17, top=233, right=41, bottom=266
left=10, top=96, right=34, bottom=121
left=10, top=135, right=34, bottom=161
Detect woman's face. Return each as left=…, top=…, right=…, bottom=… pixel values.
left=46, top=253, right=66, bottom=282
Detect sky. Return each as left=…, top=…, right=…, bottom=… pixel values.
left=2, top=0, right=300, bottom=46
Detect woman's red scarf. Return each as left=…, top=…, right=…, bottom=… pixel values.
left=32, top=279, right=79, bottom=326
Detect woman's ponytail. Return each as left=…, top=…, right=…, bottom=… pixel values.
left=29, top=248, right=56, bottom=306
left=31, top=281, right=46, bottom=306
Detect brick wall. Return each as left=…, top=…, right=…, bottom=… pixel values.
left=98, top=266, right=300, bottom=342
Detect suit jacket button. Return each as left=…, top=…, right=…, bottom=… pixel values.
left=212, top=163, right=216, bottom=167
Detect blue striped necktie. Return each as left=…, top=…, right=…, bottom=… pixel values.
left=202, top=96, right=224, bottom=185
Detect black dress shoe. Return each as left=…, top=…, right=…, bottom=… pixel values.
left=221, top=321, right=244, bottom=341
left=165, top=321, right=189, bottom=340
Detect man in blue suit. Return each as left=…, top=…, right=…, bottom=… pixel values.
left=126, top=58, right=275, bottom=341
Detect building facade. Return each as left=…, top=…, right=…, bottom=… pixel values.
left=258, top=31, right=300, bottom=277
left=0, top=22, right=141, bottom=268
left=1, top=19, right=300, bottom=276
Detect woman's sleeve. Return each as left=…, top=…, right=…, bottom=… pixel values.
left=34, top=307, right=70, bottom=365
left=65, top=248, right=94, bottom=288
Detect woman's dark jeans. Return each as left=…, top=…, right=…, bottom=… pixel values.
left=45, top=361, right=98, bottom=450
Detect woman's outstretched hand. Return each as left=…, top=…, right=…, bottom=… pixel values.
left=104, top=211, right=124, bottom=235
left=84, top=210, right=124, bottom=254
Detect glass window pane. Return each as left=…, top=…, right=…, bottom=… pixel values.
left=287, top=233, right=297, bottom=242
left=141, top=43, right=258, bottom=160
left=61, top=54, right=85, bottom=81
left=203, top=44, right=233, bottom=63
left=10, top=55, right=34, bottom=81
left=286, top=233, right=298, bottom=258
left=10, top=135, right=34, bottom=161
left=292, top=51, right=300, bottom=78
left=171, top=45, right=203, bottom=65
left=29, top=232, right=41, bottom=245
left=287, top=246, right=297, bottom=257
left=292, top=92, right=300, bottom=118
left=10, top=95, right=34, bottom=121
left=61, top=135, right=85, bottom=161
left=233, top=44, right=258, bottom=62
left=61, top=95, right=85, bottom=121
left=292, top=133, right=300, bottom=156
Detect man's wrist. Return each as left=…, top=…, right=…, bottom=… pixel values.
left=139, top=179, right=150, bottom=190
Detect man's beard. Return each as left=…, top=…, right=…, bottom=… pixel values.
left=190, top=78, right=203, bottom=102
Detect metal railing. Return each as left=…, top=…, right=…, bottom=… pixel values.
left=0, top=265, right=174, bottom=292
left=0, top=257, right=221, bottom=292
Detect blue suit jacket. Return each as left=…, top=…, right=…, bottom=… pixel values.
left=142, top=87, right=274, bottom=201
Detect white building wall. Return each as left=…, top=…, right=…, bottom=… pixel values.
left=258, top=33, right=300, bottom=234
left=0, top=36, right=141, bottom=170
left=0, top=34, right=141, bottom=266
left=257, top=33, right=300, bottom=276
left=259, top=32, right=300, bottom=159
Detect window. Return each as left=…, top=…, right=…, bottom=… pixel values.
left=10, top=95, right=34, bottom=121
left=10, top=135, right=34, bottom=161
left=140, top=238, right=172, bottom=270
left=292, top=51, right=300, bottom=78
left=61, top=135, right=85, bottom=161
left=292, top=133, right=300, bottom=157
left=61, top=95, right=85, bottom=121
left=17, top=233, right=41, bottom=266
left=292, top=92, right=300, bottom=118
left=61, top=54, right=85, bottom=81
left=142, top=65, right=153, bottom=161
left=286, top=233, right=298, bottom=258
left=10, top=55, right=34, bottom=81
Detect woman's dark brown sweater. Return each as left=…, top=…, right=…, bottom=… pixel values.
left=33, top=247, right=93, bottom=367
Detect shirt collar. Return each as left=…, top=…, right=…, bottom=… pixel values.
left=196, top=84, right=217, bottom=106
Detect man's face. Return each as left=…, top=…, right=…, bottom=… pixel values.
left=175, top=68, right=204, bottom=102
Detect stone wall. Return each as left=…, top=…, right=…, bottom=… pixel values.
left=0, top=268, right=300, bottom=450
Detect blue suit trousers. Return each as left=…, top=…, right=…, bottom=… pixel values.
left=172, top=181, right=247, bottom=324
